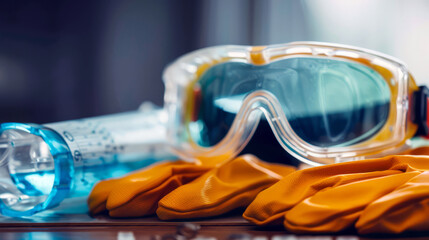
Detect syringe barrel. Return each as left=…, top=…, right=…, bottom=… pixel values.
left=0, top=106, right=174, bottom=217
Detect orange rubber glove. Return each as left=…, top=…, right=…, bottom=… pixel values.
left=356, top=171, right=429, bottom=234
left=88, top=160, right=212, bottom=217
left=243, top=153, right=429, bottom=234
left=156, top=154, right=296, bottom=220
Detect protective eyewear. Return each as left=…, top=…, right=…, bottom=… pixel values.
left=163, top=42, right=429, bottom=165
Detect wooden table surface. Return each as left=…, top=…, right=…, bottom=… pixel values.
left=0, top=198, right=428, bottom=239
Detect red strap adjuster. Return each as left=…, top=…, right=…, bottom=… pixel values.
left=413, top=86, right=429, bottom=137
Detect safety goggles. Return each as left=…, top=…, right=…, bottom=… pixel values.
left=163, top=42, right=429, bottom=165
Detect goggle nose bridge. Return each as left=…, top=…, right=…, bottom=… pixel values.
left=241, top=90, right=286, bottom=125
left=238, top=90, right=307, bottom=159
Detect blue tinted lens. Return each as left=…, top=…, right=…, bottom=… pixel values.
left=189, top=57, right=390, bottom=148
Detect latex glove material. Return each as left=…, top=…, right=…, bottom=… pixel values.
left=157, top=154, right=296, bottom=220
left=356, top=171, right=429, bottom=234
left=243, top=154, right=429, bottom=234
left=88, top=161, right=211, bottom=217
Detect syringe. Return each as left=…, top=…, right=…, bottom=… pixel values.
left=0, top=104, right=175, bottom=217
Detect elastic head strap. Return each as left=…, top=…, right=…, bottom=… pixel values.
left=413, top=86, right=429, bottom=137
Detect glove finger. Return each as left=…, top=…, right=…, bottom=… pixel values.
left=88, top=178, right=119, bottom=215
left=88, top=160, right=210, bottom=217
left=108, top=172, right=207, bottom=217
left=357, top=171, right=429, bottom=234
left=157, top=154, right=295, bottom=220
left=243, top=155, right=425, bottom=226
left=284, top=172, right=419, bottom=233
left=104, top=161, right=199, bottom=209
left=105, top=161, right=211, bottom=217
left=88, top=161, right=179, bottom=215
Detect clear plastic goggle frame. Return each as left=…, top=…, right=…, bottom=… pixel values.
left=163, top=42, right=418, bottom=166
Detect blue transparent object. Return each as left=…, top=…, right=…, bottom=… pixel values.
left=0, top=123, right=73, bottom=217
left=0, top=106, right=172, bottom=217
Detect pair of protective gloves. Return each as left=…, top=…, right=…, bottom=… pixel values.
left=88, top=154, right=295, bottom=219
left=88, top=147, right=429, bottom=235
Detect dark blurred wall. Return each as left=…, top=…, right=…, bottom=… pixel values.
left=0, top=0, right=309, bottom=123
left=0, top=0, right=202, bottom=123
left=95, top=0, right=201, bottom=116
left=0, top=1, right=60, bottom=123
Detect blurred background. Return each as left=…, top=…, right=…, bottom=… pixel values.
left=0, top=0, right=429, bottom=123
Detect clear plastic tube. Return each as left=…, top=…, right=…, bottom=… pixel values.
left=0, top=104, right=174, bottom=217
